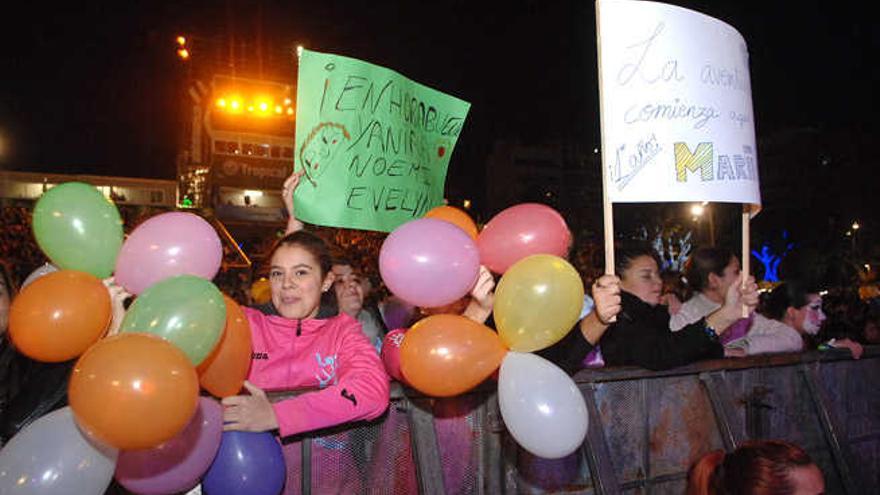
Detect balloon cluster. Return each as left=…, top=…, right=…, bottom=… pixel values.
left=379, top=203, right=589, bottom=459
left=0, top=183, right=279, bottom=495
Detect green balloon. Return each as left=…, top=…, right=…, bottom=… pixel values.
left=120, top=275, right=227, bottom=366
left=32, top=182, right=123, bottom=278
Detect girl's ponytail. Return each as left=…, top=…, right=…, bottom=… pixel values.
left=687, top=440, right=817, bottom=494
left=687, top=449, right=725, bottom=495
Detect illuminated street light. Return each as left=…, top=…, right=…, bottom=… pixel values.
left=852, top=221, right=861, bottom=230
left=176, top=36, right=186, bottom=46
left=286, top=107, right=294, bottom=116
left=274, top=105, right=283, bottom=114
left=216, top=98, right=227, bottom=108
left=297, top=45, right=304, bottom=59
left=284, top=97, right=292, bottom=106
left=177, top=48, right=190, bottom=60
left=691, top=204, right=704, bottom=217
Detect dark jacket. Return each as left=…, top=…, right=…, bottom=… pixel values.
left=541, top=291, right=723, bottom=373
left=0, top=337, right=73, bottom=444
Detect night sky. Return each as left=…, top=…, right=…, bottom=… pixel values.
left=0, top=1, right=876, bottom=202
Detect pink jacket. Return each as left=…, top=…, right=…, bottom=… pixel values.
left=243, top=307, right=390, bottom=438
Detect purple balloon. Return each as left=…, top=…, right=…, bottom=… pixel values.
left=380, top=296, right=416, bottom=330
left=379, top=218, right=481, bottom=308
left=202, top=431, right=285, bottom=495
left=115, top=397, right=223, bottom=495
left=115, top=212, right=222, bottom=294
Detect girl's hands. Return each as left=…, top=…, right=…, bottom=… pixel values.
left=222, top=381, right=280, bottom=432
left=721, top=275, right=759, bottom=320
left=283, top=170, right=306, bottom=234
left=103, top=277, right=131, bottom=337
left=462, top=266, right=495, bottom=324
left=282, top=170, right=305, bottom=216
left=592, top=275, right=622, bottom=325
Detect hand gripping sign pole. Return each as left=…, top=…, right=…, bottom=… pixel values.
left=595, top=0, right=761, bottom=291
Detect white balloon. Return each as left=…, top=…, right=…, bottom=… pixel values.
left=0, top=407, right=117, bottom=495
left=498, top=352, right=588, bottom=459
left=21, top=263, right=59, bottom=289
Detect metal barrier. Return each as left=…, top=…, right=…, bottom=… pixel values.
left=100, top=347, right=880, bottom=494
left=282, top=346, right=879, bottom=494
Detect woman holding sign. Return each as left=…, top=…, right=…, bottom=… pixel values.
left=283, top=170, right=394, bottom=348
left=544, top=243, right=759, bottom=372
left=219, top=172, right=389, bottom=492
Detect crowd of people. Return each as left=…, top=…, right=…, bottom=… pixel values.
left=0, top=206, right=47, bottom=284
left=0, top=173, right=876, bottom=493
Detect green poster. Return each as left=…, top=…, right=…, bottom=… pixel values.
left=293, top=49, right=471, bottom=232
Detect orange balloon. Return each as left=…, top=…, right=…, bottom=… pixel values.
left=400, top=314, right=507, bottom=397
left=197, top=296, right=253, bottom=398
left=69, top=333, right=199, bottom=450
left=9, top=270, right=111, bottom=362
left=424, top=206, right=479, bottom=239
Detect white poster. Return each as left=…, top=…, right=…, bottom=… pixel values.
left=597, top=0, right=761, bottom=210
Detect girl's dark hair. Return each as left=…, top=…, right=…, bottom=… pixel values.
left=685, top=247, right=735, bottom=292
left=267, top=231, right=333, bottom=277
left=687, top=440, right=816, bottom=495
left=762, top=281, right=817, bottom=321
left=663, top=270, right=691, bottom=302
left=331, top=254, right=355, bottom=268
left=615, top=242, right=662, bottom=276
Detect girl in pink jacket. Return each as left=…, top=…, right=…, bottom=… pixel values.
left=221, top=230, right=391, bottom=493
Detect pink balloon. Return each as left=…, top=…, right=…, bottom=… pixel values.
left=115, top=397, right=223, bottom=495
left=381, top=328, right=407, bottom=382
left=379, top=218, right=480, bottom=308
left=115, top=212, right=222, bottom=294
left=477, top=203, right=571, bottom=274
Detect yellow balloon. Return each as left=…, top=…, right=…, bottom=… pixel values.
left=494, top=254, right=585, bottom=352
left=250, top=278, right=271, bottom=305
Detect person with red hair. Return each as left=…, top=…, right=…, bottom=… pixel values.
left=687, top=440, right=825, bottom=494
